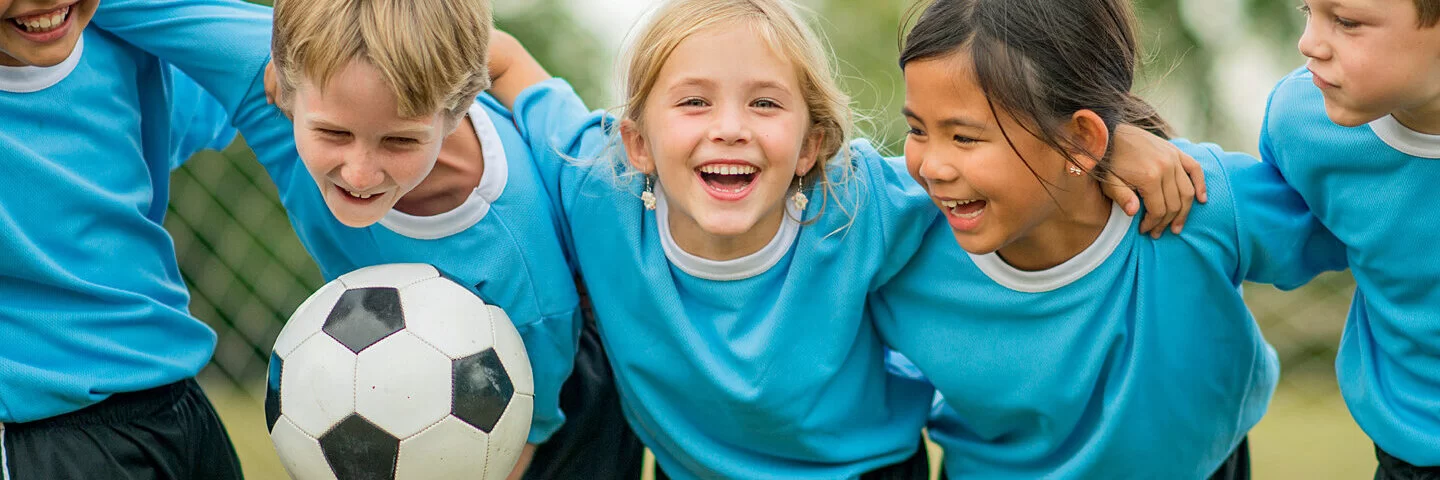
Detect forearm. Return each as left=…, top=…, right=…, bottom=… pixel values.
left=488, top=30, right=551, bottom=110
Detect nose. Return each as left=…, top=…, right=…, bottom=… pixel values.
left=337, top=148, right=386, bottom=192
left=709, top=103, right=752, bottom=145
left=1297, top=19, right=1330, bottom=61
left=914, top=148, right=961, bottom=184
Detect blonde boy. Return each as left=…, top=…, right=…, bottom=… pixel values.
left=1262, top=0, right=1440, bottom=476
left=92, top=0, right=642, bottom=477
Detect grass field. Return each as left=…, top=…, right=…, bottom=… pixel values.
left=206, top=376, right=1375, bottom=479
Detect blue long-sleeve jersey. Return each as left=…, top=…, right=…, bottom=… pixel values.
left=512, top=78, right=935, bottom=479
left=0, top=30, right=236, bottom=422
left=91, top=0, right=581, bottom=443
left=1263, top=68, right=1440, bottom=466
left=874, top=141, right=1346, bottom=478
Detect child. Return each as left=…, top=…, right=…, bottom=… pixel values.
left=871, top=0, right=1349, bottom=477
left=1267, top=0, right=1440, bottom=475
left=485, top=0, right=1205, bottom=477
left=0, top=0, right=244, bottom=477
left=90, top=0, right=642, bottom=477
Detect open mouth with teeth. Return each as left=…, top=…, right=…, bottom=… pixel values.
left=9, top=5, right=71, bottom=35
left=333, top=184, right=384, bottom=204
left=940, top=198, right=986, bottom=218
left=695, top=163, right=759, bottom=200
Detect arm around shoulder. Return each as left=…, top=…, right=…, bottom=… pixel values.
left=1215, top=146, right=1347, bottom=289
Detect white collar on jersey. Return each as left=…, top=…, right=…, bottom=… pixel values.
left=378, top=101, right=509, bottom=239
left=654, top=181, right=802, bottom=281
left=0, top=36, right=83, bottom=93
left=969, top=201, right=1132, bottom=293
left=1369, top=115, right=1440, bottom=159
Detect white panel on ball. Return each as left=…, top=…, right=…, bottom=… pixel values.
left=270, top=417, right=339, bottom=480
left=487, top=305, right=534, bottom=396
left=484, top=394, right=534, bottom=480
left=354, top=331, right=453, bottom=438
left=399, top=277, right=496, bottom=359
left=280, top=335, right=359, bottom=438
left=273, top=280, right=346, bottom=358
left=394, top=416, right=491, bottom=479
left=339, top=263, right=438, bottom=290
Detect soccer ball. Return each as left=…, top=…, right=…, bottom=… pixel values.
left=264, top=263, right=533, bottom=480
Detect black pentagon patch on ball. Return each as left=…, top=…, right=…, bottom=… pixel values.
left=265, top=352, right=282, bottom=432
left=319, top=414, right=400, bottom=480
left=324, top=287, right=405, bottom=353
left=452, top=348, right=514, bottom=433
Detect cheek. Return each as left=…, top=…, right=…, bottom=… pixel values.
left=392, top=148, right=442, bottom=187
left=293, top=135, right=339, bottom=176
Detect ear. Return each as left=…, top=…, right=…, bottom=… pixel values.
left=620, top=118, right=655, bottom=174
left=1065, top=109, right=1110, bottom=171
left=794, top=127, right=825, bottom=177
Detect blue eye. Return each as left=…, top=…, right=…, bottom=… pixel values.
left=752, top=98, right=780, bottom=109
left=679, top=97, right=708, bottom=107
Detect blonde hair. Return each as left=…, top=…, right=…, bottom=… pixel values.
left=614, top=0, right=855, bottom=217
left=271, top=0, right=492, bottom=123
left=1419, top=0, right=1440, bottom=26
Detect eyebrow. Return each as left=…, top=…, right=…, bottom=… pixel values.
left=668, top=77, right=716, bottom=91
left=307, top=117, right=434, bottom=138
left=667, top=77, right=794, bottom=95
left=902, top=107, right=987, bottom=130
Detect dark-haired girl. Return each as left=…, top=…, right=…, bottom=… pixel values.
left=871, top=0, right=1349, bottom=477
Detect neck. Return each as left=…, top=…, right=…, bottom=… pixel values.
left=666, top=203, right=786, bottom=261
left=393, top=115, right=485, bottom=216
left=1392, top=99, right=1440, bottom=135
left=996, top=180, right=1111, bottom=271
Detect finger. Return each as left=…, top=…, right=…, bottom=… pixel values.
left=1100, top=178, right=1141, bottom=216
left=1179, top=149, right=1208, bottom=204
left=1134, top=167, right=1164, bottom=233
left=1151, top=170, right=1181, bottom=238
left=1171, top=161, right=1196, bottom=234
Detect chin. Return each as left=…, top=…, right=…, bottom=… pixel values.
left=698, top=221, right=759, bottom=238
left=1321, top=100, right=1384, bottom=128
left=949, top=230, right=1000, bottom=256
left=326, top=205, right=385, bottom=228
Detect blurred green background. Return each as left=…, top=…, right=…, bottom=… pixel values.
left=174, top=0, right=1371, bottom=477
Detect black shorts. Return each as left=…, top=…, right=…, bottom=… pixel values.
left=655, top=441, right=931, bottom=480
left=1, top=378, right=242, bottom=480
left=1208, top=437, right=1251, bottom=480
left=524, top=313, right=645, bottom=480
left=1375, top=444, right=1440, bottom=480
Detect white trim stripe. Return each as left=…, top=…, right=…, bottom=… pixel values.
left=1368, top=115, right=1440, bottom=159
left=0, top=35, right=84, bottom=93
left=969, top=202, right=1132, bottom=292
left=2, top=424, right=10, bottom=480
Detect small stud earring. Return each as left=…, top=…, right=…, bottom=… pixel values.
left=642, top=176, right=657, bottom=210
left=1067, top=165, right=1084, bottom=176
left=792, top=176, right=809, bottom=211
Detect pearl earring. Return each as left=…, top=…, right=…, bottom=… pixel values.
left=642, top=176, right=657, bottom=210
left=792, top=177, right=809, bottom=211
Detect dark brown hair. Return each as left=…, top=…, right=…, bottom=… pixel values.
left=899, top=0, right=1172, bottom=181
